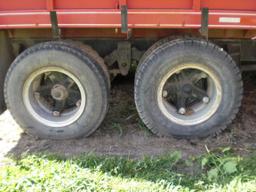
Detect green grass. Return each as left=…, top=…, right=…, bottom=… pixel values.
left=0, top=149, right=256, bottom=192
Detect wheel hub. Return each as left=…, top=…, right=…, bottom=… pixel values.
left=182, top=84, right=192, bottom=93
left=51, top=84, right=68, bottom=101
left=23, top=68, right=86, bottom=127
left=157, top=65, right=222, bottom=126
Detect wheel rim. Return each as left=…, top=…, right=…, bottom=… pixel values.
left=23, top=67, right=86, bottom=127
left=157, top=63, right=222, bottom=126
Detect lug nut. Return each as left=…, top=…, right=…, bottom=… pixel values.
left=162, top=90, right=168, bottom=98
left=53, top=111, right=60, bottom=117
left=201, top=73, right=208, bottom=79
left=178, top=108, right=186, bottom=115
left=76, top=100, right=81, bottom=107
left=203, top=97, right=210, bottom=104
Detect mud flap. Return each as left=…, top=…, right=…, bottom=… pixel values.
left=0, top=31, right=14, bottom=114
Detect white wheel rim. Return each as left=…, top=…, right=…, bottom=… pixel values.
left=23, top=67, right=86, bottom=127
left=157, top=63, right=222, bottom=126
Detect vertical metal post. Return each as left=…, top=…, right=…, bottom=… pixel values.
left=121, top=5, right=128, bottom=33
left=50, top=11, right=61, bottom=40
left=200, top=8, right=209, bottom=39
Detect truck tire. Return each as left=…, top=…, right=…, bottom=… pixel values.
left=0, top=31, right=14, bottom=114
left=4, top=41, right=109, bottom=139
left=72, top=42, right=111, bottom=88
left=139, top=36, right=182, bottom=67
left=135, top=39, right=243, bottom=138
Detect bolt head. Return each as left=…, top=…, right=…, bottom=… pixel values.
left=53, top=111, right=60, bottom=117
left=162, top=90, right=168, bottom=98
left=76, top=100, right=81, bottom=107
left=203, top=97, right=210, bottom=104
left=201, top=73, right=208, bottom=79
left=178, top=108, right=186, bottom=115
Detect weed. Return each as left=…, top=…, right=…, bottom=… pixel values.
left=112, top=123, right=124, bottom=137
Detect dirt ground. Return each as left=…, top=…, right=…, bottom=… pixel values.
left=0, top=72, right=256, bottom=161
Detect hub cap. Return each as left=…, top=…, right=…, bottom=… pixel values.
left=51, top=84, right=69, bottom=101
left=23, top=67, right=86, bottom=127
left=157, top=64, right=222, bottom=126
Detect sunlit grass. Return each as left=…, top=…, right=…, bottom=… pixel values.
left=0, top=149, right=256, bottom=192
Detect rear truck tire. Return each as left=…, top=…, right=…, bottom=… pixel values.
left=72, top=42, right=111, bottom=88
left=0, top=31, right=14, bottom=114
left=139, top=36, right=182, bottom=67
left=4, top=41, right=109, bottom=139
left=135, top=39, right=243, bottom=139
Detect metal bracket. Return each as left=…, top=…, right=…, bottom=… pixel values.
left=121, top=5, right=128, bottom=33
left=104, top=42, right=131, bottom=75
left=200, top=8, right=209, bottom=39
left=50, top=11, right=61, bottom=39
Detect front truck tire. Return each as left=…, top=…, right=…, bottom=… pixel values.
left=0, top=31, right=14, bottom=114
left=5, top=41, right=109, bottom=139
left=135, top=39, right=243, bottom=138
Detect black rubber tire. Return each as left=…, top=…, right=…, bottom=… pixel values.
left=135, top=39, right=243, bottom=138
left=139, top=36, right=182, bottom=67
left=4, top=41, right=109, bottom=139
left=72, top=42, right=111, bottom=88
left=0, top=31, right=14, bottom=114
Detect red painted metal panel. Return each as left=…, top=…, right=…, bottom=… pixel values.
left=128, top=10, right=200, bottom=28
left=0, top=12, right=50, bottom=28
left=57, top=10, right=121, bottom=28
left=127, top=0, right=256, bottom=11
left=0, top=0, right=256, bottom=34
left=202, top=0, right=256, bottom=11
left=46, top=0, right=54, bottom=11
left=0, top=0, right=46, bottom=11
left=55, top=0, right=118, bottom=9
left=1, top=9, right=256, bottom=30
left=192, top=0, right=201, bottom=10
left=127, top=0, right=193, bottom=9
left=1, top=0, right=256, bottom=11
left=119, top=0, right=127, bottom=7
